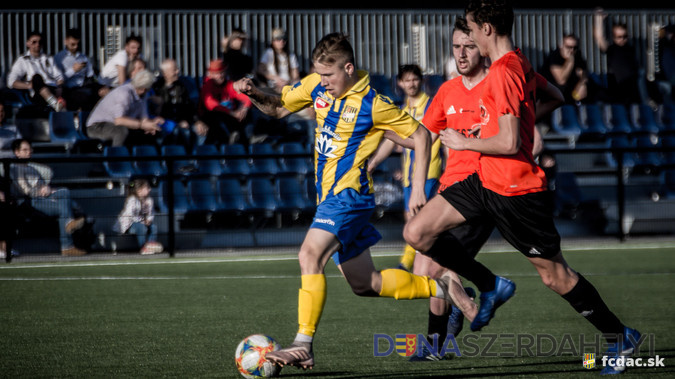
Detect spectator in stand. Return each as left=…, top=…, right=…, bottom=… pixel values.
left=113, top=178, right=163, bottom=255
left=54, top=28, right=102, bottom=112
left=86, top=69, right=161, bottom=147
left=9, top=138, right=86, bottom=256
left=7, top=31, right=65, bottom=117
left=540, top=34, right=595, bottom=105
left=257, top=28, right=301, bottom=94
left=99, top=34, right=142, bottom=89
left=657, top=24, right=675, bottom=106
left=148, top=58, right=208, bottom=149
left=220, top=28, right=254, bottom=81
left=199, top=59, right=252, bottom=145
left=126, top=58, right=147, bottom=83
left=593, top=8, right=647, bottom=105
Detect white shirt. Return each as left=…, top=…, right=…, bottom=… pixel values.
left=54, top=49, right=95, bottom=88
left=7, top=51, right=63, bottom=90
left=99, top=49, right=129, bottom=87
left=260, top=48, right=299, bottom=87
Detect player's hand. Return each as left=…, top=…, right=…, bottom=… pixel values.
left=439, top=128, right=468, bottom=151
left=407, top=187, right=427, bottom=217
left=233, top=76, right=255, bottom=95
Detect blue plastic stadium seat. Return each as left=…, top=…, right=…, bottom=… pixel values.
left=221, top=143, right=251, bottom=176
left=49, top=111, right=85, bottom=147
left=158, top=179, right=190, bottom=215
left=578, top=103, right=608, bottom=142
left=370, top=74, right=402, bottom=104
left=103, top=146, right=135, bottom=178
left=275, top=175, right=313, bottom=215
left=161, top=144, right=195, bottom=175
left=133, top=145, right=167, bottom=177
left=605, top=134, right=636, bottom=168
left=187, top=177, right=220, bottom=212
left=604, top=104, right=634, bottom=135
left=193, top=144, right=224, bottom=176
left=278, top=142, right=312, bottom=176
left=633, top=134, right=662, bottom=170
left=249, top=143, right=280, bottom=176
left=246, top=177, right=277, bottom=217
left=218, top=177, right=249, bottom=214
left=551, top=104, right=582, bottom=137
left=629, top=103, right=661, bottom=135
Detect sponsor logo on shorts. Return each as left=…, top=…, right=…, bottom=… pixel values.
left=314, top=218, right=335, bottom=226
left=528, top=247, right=541, bottom=255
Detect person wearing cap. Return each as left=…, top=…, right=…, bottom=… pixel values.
left=86, top=69, right=162, bottom=147
left=257, top=28, right=301, bottom=94
left=220, top=28, right=254, bottom=81
left=199, top=59, right=252, bottom=145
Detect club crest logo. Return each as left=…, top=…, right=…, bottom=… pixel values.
left=583, top=353, right=596, bottom=369
left=341, top=105, right=358, bottom=123
left=395, top=334, right=417, bottom=357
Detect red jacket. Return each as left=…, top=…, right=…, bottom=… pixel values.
left=199, top=77, right=252, bottom=115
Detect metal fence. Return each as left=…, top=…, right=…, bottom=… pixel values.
left=1, top=8, right=675, bottom=81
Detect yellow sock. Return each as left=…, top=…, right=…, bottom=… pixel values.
left=399, top=244, right=416, bottom=271
left=378, top=268, right=438, bottom=300
left=297, top=274, right=327, bottom=337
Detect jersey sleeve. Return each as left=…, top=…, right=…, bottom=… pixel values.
left=371, top=93, right=419, bottom=139
left=494, top=60, right=526, bottom=119
left=280, top=73, right=320, bottom=113
left=421, top=84, right=450, bottom=135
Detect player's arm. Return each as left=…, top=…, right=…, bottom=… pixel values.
left=406, top=125, right=431, bottom=216
left=535, top=76, right=564, bottom=122
left=441, top=114, right=520, bottom=155
left=367, top=138, right=397, bottom=174
left=381, top=125, right=439, bottom=150
left=233, top=76, right=291, bottom=119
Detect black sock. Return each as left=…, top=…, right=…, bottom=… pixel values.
left=427, top=310, right=449, bottom=346
left=427, top=233, right=496, bottom=293
left=561, top=273, right=625, bottom=342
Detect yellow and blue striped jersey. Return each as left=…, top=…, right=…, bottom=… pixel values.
left=401, top=92, right=443, bottom=188
left=281, top=70, right=420, bottom=204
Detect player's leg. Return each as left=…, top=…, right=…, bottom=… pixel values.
left=265, top=228, right=341, bottom=369
left=528, top=253, right=641, bottom=375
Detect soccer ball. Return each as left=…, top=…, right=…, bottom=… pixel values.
left=234, top=334, right=282, bottom=378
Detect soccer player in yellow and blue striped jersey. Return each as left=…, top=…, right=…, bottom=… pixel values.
left=233, top=32, right=473, bottom=370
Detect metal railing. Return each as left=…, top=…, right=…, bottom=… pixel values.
left=2, top=9, right=674, bottom=81
left=1, top=143, right=674, bottom=262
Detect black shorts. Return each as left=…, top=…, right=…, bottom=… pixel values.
left=440, top=173, right=561, bottom=259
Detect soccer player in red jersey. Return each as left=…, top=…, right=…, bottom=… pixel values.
left=404, top=0, right=641, bottom=374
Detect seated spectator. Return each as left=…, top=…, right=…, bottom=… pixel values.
left=9, top=138, right=86, bottom=256
left=257, top=28, right=301, bottom=94
left=0, top=102, right=21, bottom=150
left=221, top=28, right=254, bottom=81
left=148, top=58, right=208, bottom=150
left=98, top=34, right=142, bottom=89
left=7, top=31, right=65, bottom=118
left=127, top=58, right=147, bottom=83
left=593, top=8, right=647, bottom=105
left=199, top=59, right=252, bottom=145
left=54, top=28, right=103, bottom=112
left=540, top=34, right=597, bottom=104
left=112, top=178, right=163, bottom=255
left=86, top=69, right=161, bottom=147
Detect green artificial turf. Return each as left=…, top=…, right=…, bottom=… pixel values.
left=0, top=247, right=673, bottom=378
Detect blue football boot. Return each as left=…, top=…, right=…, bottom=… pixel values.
left=600, top=326, right=642, bottom=375
left=409, top=343, right=444, bottom=362
left=470, top=276, right=516, bottom=332
left=447, top=287, right=477, bottom=337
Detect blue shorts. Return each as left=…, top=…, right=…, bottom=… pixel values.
left=403, top=178, right=440, bottom=212
left=310, top=189, right=382, bottom=266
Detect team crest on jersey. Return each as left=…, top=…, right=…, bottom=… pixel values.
left=315, top=134, right=338, bottom=158
left=341, top=105, right=358, bottom=123
left=314, top=92, right=332, bottom=109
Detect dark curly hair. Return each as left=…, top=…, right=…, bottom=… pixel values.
left=465, top=0, right=514, bottom=37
